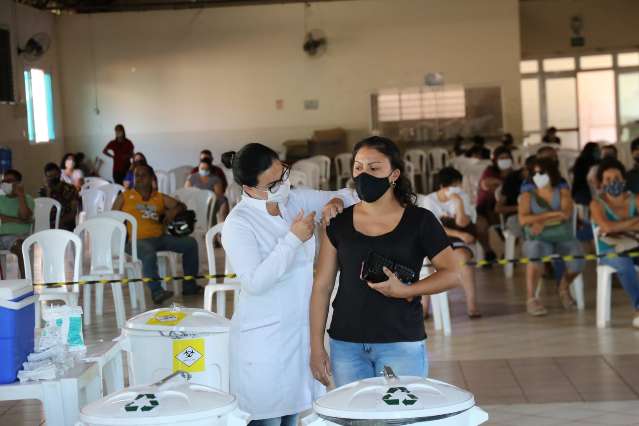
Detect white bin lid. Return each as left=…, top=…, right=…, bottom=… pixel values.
left=0, top=279, right=33, bottom=301
left=81, top=381, right=237, bottom=425
left=124, top=307, right=230, bottom=334
left=314, top=375, right=475, bottom=421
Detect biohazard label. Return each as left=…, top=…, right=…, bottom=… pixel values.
left=146, top=310, right=187, bottom=326
left=124, top=394, right=159, bottom=412
left=382, top=387, right=419, bottom=406
left=173, top=338, right=205, bottom=372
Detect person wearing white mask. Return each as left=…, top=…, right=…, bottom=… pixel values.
left=476, top=146, right=514, bottom=263
left=518, top=157, right=584, bottom=316
left=0, top=169, right=33, bottom=278
left=421, top=166, right=481, bottom=318
left=185, top=158, right=229, bottom=223
left=221, top=143, right=357, bottom=426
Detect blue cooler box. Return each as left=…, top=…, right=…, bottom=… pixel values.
left=0, top=279, right=35, bottom=384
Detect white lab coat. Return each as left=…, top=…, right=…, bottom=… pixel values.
left=221, top=188, right=357, bottom=420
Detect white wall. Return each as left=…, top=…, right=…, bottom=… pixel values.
left=0, top=2, right=65, bottom=193
left=57, top=0, right=522, bottom=175
left=520, top=0, right=639, bottom=58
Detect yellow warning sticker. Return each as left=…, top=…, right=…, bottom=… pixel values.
left=146, top=311, right=187, bottom=326
left=173, top=338, right=206, bottom=373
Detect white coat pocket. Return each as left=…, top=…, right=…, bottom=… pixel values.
left=239, top=316, right=281, bottom=363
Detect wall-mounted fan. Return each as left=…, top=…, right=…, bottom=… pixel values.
left=303, top=29, right=327, bottom=57
left=17, top=33, right=51, bottom=62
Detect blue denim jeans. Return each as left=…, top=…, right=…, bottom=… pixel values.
left=249, top=414, right=298, bottom=426
left=126, top=235, right=199, bottom=294
left=600, top=257, right=639, bottom=309
left=329, top=338, right=427, bottom=388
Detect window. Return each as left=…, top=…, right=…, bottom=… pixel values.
left=377, top=85, right=466, bottom=122
left=580, top=54, right=613, bottom=70
left=24, top=68, right=55, bottom=143
left=618, top=52, right=639, bottom=67
left=543, top=57, right=575, bottom=72
left=520, top=60, right=539, bottom=74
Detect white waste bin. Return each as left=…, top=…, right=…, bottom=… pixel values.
left=78, top=372, right=250, bottom=426
left=302, top=367, right=488, bottom=426
left=120, top=306, right=231, bottom=390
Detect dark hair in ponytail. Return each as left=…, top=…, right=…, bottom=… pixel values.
left=221, top=151, right=234, bottom=169
left=231, top=143, right=279, bottom=187
left=352, top=136, right=416, bottom=207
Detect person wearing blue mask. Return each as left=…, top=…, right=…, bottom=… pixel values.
left=221, top=143, right=358, bottom=426
left=590, top=158, right=639, bottom=329
left=185, top=158, right=228, bottom=223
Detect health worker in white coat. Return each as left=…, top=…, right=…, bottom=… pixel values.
left=221, top=143, right=357, bottom=426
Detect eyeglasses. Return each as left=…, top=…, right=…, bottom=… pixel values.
left=254, top=164, right=290, bottom=194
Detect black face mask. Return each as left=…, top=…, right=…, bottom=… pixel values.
left=354, top=172, right=392, bottom=203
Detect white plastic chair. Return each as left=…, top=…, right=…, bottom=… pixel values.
left=80, top=188, right=106, bottom=221
left=225, top=182, right=242, bottom=209
left=461, top=161, right=491, bottom=205
left=334, top=153, right=353, bottom=189
left=99, top=210, right=146, bottom=312
left=80, top=178, right=109, bottom=195
left=168, top=166, right=193, bottom=194
left=309, top=155, right=331, bottom=190
left=420, top=265, right=451, bottom=336
left=512, top=149, right=525, bottom=168
left=155, top=170, right=170, bottom=194
left=404, top=161, right=416, bottom=191
left=98, top=184, right=124, bottom=211
left=591, top=223, right=634, bottom=328
left=83, top=177, right=109, bottom=186
left=33, top=197, right=61, bottom=233
left=290, top=169, right=310, bottom=188
left=173, top=187, right=215, bottom=231
left=74, top=217, right=127, bottom=328
left=22, top=229, right=82, bottom=327
left=404, top=149, right=428, bottom=192
left=203, top=223, right=240, bottom=319
left=292, top=160, right=321, bottom=189
left=427, top=148, right=450, bottom=189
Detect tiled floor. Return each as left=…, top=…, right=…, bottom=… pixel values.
left=3, top=250, right=639, bottom=424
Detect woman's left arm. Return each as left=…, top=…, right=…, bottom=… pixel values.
left=559, top=188, right=574, bottom=221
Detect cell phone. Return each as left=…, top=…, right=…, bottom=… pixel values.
left=361, top=252, right=417, bottom=285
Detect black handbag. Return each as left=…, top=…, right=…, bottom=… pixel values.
left=360, top=251, right=417, bottom=284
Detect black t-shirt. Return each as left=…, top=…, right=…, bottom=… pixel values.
left=502, top=169, right=524, bottom=206
left=326, top=205, right=451, bottom=343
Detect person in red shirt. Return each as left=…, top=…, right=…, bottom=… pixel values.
left=103, top=124, right=134, bottom=184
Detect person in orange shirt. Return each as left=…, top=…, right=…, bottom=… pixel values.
left=113, top=164, right=201, bottom=305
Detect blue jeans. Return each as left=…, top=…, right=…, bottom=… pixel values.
left=600, top=257, right=639, bottom=309
left=329, top=338, right=427, bottom=388
left=249, top=414, right=298, bottom=426
left=127, top=235, right=199, bottom=294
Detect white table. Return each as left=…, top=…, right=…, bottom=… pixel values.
left=84, top=339, right=126, bottom=396
left=0, top=360, right=101, bottom=425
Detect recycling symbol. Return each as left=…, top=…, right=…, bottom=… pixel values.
left=175, top=346, right=202, bottom=367
left=124, top=394, right=159, bottom=412
left=382, top=387, right=419, bottom=406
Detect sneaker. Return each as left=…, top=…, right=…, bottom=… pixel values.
left=182, top=285, right=204, bottom=296
left=527, top=298, right=548, bottom=316
left=559, top=291, right=576, bottom=310
left=633, top=313, right=639, bottom=329
left=152, top=289, right=174, bottom=305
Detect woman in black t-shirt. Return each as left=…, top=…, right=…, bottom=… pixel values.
left=309, top=137, right=462, bottom=388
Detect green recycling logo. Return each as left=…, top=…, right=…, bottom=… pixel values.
left=382, top=387, right=419, bottom=406
left=124, top=394, right=160, bottom=412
